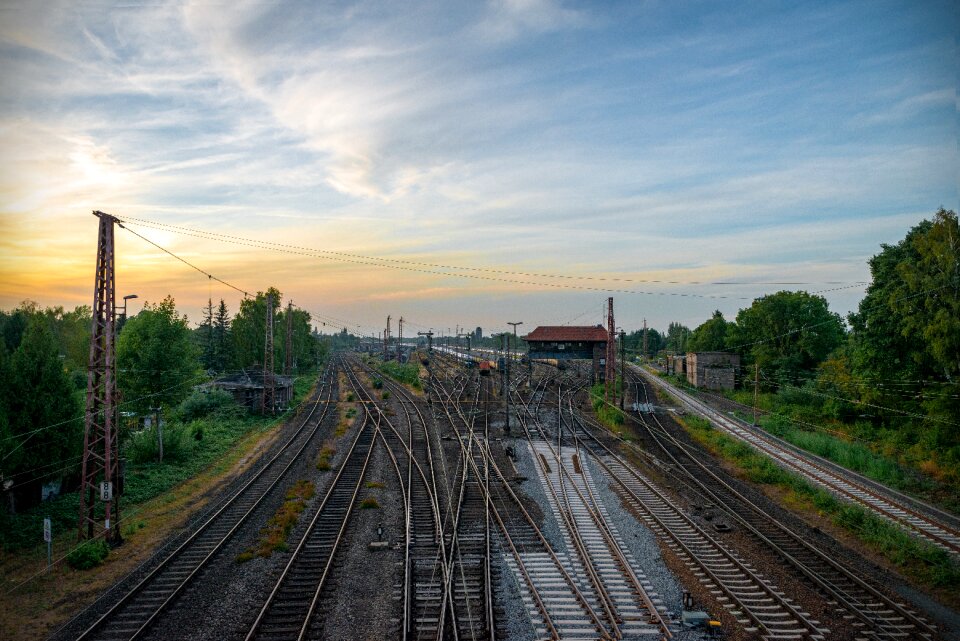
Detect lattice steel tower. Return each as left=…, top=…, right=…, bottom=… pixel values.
left=284, top=300, right=293, bottom=376
left=262, top=293, right=275, bottom=414
left=78, top=211, right=121, bottom=543
left=606, top=297, right=615, bottom=403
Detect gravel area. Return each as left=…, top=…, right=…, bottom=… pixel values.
left=310, top=428, right=404, bottom=640
left=580, top=448, right=684, bottom=621
left=490, top=536, right=537, bottom=641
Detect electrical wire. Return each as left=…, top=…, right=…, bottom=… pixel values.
left=119, top=218, right=868, bottom=302
left=119, top=215, right=868, bottom=287
left=119, top=224, right=251, bottom=299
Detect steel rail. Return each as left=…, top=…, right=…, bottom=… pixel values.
left=640, top=365, right=960, bottom=556
left=244, top=405, right=379, bottom=641
left=75, top=361, right=339, bottom=641
left=617, top=369, right=937, bottom=640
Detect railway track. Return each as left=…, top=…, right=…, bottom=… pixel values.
left=517, top=365, right=822, bottom=640
left=607, top=368, right=938, bottom=640
left=74, top=362, right=339, bottom=641
left=245, top=402, right=378, bottom=641
left=515, top=380, right=672, bottom=640
left=351, top=355, right=450, bottom=641
left=639, top=365, right=960, bottom=557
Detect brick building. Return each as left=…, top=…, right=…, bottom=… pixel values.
left=524, top=325, right=610, bottom=381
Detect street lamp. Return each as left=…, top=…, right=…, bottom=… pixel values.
left=117, top=294, right=138, bottom=332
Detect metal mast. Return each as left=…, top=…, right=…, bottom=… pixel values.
left=397, top=316, right=403, bottom=361
left=78, top=211, right=121, bottom=543
left=384, top=315, right=391, bottom=360
left=262, top=293, right=275, bottom=414
left=606, top=297, right=615, bottom=403
left=284, top=300, right=293, bottom=376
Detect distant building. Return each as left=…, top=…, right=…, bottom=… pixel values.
left=211, top=367, right=294, bottom=410
left=686, top=352, right=740, bottom=390
left=474, top=327, right=482, bottom=341
left=667, top=354, right=686, bottom=376
left=524, top=325, right=609, bottom=382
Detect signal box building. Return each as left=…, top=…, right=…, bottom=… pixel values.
left=686, top=352, right=740, bottom=390
left=524, top=325, right=610, bottom=381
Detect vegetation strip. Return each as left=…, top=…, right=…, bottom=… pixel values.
left=677, top=413, right=960, bottom=591
left=237, top=479, right=316, bottom=562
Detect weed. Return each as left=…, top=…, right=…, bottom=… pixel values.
left=382, top=391, right=391, bottom=400
left=238, top=479, right=316, bottom=560
left=66, top=539, right=109, bottom=570
left=317, top=444, right=336, bottom=471
left=365, top=481, right=386, bottom=489
left=360, top=497, right=380, bottom=509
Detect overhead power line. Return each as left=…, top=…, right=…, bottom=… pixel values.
left=120, top=224, right=251, bottom=298
left=118, top=217, right=868, bottom=301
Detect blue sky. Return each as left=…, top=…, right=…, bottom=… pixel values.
left=0, top=0, right=955, bottom=337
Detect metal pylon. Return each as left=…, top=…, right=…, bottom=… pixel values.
left=78, top=211, right=120, bottom=543
left=262, top=293, right=275, bottom=414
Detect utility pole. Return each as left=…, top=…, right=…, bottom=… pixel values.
left=642, top=318, right=648, bottom=361
left=385, top=315, right=391, bottom=360
left=78, top=211, right=121, bottom=544
left=619, top=330, right=626, bottom=410
left=753, top=362, right=759, bottom=426
left=397, top=316, right=403, bottom=361
left=284, top=300, right=293, bottom=376
left=502, top=333, right=510, bottom=435
left=606, top=297, right=615, bottom=404
left=261, top=293, right=275, bottom=415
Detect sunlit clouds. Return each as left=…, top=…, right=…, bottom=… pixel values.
left=0, top=1, right=955, bottom=333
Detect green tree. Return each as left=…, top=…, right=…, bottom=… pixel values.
left=278, top=306, right=319, bottom=374
left=5, top=317, right=81, bottom=488
left=231, top=288, right=282, bottom=370
left=117, top=296, right=201, bottom=415
left=687, top=310, right=731, bottom=352
left=729, top=291, right=845, bottom=385
left=846, top=209, right=960, bottom=459
left=664, top=322, right=690, bottom=353
left=213, top=299, right=231, bottom=372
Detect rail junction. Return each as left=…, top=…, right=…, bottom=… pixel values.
left=53, top=348, right=956, bottom=641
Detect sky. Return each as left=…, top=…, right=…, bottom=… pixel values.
left=0, top=0, right=955, bottom=338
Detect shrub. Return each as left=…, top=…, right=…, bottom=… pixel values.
left=382, top=391, right=391, bottom=400
left=126, top=422, right=196, bottom=464
left=372, top=379, right=383, bottom=389
left=176, top=388, right=236, bottom=421
left=67, top=539, right=109, bottom=570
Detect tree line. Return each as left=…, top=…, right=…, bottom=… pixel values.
left=0, top=287, right=326, bottom=511
left=655, top=209, right=959, bottom=481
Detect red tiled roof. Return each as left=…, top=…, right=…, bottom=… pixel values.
left=524, top=326, right=609, bottom=342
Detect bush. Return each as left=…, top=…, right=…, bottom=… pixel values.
left=67, top=539, right=109, bottom=570
left=176, top=388, right=237, bottom=421
left=382, top=391, right=391, bottom=400
left=372, top=379, right=383, bottom=390
left=126, top=422, right=196, bottom=464
left=360, top=497, right=380, bottom=509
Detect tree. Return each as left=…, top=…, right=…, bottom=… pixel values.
left=278, top=306, right=319, bottom=374
left=231, top=288, right=282, bottom=370
left=197, top=299, right=216, bottom=372
left=687, top=310, right=731, bottom=352
left=846, top=209, right=960, bottom=450
left=729, top=290, right=845, bottom=385
left=117, top=296, right=200, bottom=415
left=213, top=299, right=231, bottom=372
left=4, top=317, right=81, bottom=504
left=664, top=322, right=690, bottom=353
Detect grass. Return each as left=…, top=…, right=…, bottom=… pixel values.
left=589, top=382, right=626, bottom=433
left=377, top=360, right=422, bottom=391
left=677, top=414, right=960, bottom=591
left=365, top=481, right=385, bottom=489
left=316, top=444, right=336, bottom=471
left=0, top=371, right=321, bottom=641
left=237, top=479, right=315, bottom=562
left=359, top=497, right=380, bottom=509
